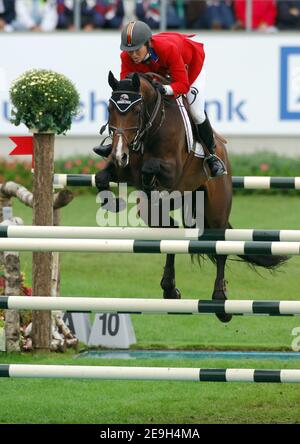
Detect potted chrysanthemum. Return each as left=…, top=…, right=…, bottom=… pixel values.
left=10, top=69, right=80, bottom=134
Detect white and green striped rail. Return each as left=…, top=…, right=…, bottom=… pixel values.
left=1, top=226, right=300, bottom=242
left=53, top=174, right=300, bottom=190
left=0, top=238, right=298, bottom=254
left=1, top=364, right=300, bottom=383
left=1, top=296, right=300, bottom=316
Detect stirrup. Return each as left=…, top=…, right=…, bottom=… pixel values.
left=204, top=154, right=227, bottom=180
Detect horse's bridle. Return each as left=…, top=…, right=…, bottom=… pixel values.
left=101, top=81, right=165, bottom=153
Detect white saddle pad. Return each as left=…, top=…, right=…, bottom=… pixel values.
left=176, top=96, right=205, bottom=158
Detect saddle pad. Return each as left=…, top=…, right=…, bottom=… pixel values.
left=176, top=96, right=205, bottom=158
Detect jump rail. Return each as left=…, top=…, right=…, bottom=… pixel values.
left=53, top=174, right=300, bottom=190
left=0, top=238, right=299, bottom=254
left=1, top=296, right=300, bottom=316
left=1, top=226, right=300, bottom=242
left=1, top=364, right=300, bottom=382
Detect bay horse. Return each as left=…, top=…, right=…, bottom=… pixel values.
left=95, top=71, right=287, bottom=323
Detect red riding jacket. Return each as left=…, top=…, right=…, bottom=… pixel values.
left=120, top=32, right=205, bottom=97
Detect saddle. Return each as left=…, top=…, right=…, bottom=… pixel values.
left=143, top=73, right=227, bottom=158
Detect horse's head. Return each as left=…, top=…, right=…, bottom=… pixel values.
left=107, top=71, right=157, bottom=168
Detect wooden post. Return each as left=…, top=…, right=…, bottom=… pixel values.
left=31, top=133, right=54, bottom=351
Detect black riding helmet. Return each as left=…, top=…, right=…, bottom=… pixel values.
left=120, top=20, right=152, bottom=52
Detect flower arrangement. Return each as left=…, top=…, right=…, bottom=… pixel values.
left=10, top=69, right=80, bottom=135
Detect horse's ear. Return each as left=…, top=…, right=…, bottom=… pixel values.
left=108, top=71, right=119, bottom=91
left=132, top=73, right=140, bottom=91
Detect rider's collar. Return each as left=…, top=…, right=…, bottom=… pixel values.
left=142, top=47, right=158, bottom=64
left=110, top=91, right=142, bottom=113
left=149, top=47, right=159, bottom=62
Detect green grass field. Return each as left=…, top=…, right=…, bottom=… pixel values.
left=1, top=193, right=300, bottom=423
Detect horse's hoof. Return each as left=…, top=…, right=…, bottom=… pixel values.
left=163, top=288, right=181, bottom=299
left=212, top=290, right=232, bottom=323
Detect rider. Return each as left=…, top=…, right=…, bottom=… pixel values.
left=94, top=20, right=226, bottom=178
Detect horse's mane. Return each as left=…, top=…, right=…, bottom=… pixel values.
left=125, top=72, right=170, bottom=86
left=124, top=73, right=178, bottom=109
left=123, top=73, right=158, bottom=96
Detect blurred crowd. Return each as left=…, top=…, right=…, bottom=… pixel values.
left=0, top=1, right=300, bottom=32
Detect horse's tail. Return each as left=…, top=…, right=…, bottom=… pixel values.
left=237, top=251, right=288, bottom=270
left=227, top=222, right=289, bottom=271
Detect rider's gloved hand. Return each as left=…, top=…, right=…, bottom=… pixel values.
left=152, top=81, right=166, bottom=95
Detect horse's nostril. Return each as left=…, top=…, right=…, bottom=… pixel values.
left=121, top=153, right=129, bottom=165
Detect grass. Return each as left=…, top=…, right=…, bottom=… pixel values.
left=1, top=352, right=300, bottom=424
left=1, top=193, right=300, bottom=423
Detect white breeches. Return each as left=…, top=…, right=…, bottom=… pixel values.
left=187, top=66, right=206, bottom=124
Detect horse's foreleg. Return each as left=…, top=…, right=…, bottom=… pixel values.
left=139, top=158, right=181, bottom=299
left=95, top=161, right=115, bottom=191
left=137, top=188, right=181, bottom=299
left=95, top=161, right=125, bottom=212
left=141, top=158, right=161, bottom=196
left=141, top=157, right=178, bottom=193
left=160, top=209, right=181, bottom=299
left=160, top=254, right=181, bottom=299
left=212, top=255, right=232, bottom=323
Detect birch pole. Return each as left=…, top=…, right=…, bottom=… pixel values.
left=4, top=251, right=21, bottom=352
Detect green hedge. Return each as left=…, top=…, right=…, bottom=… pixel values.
left=1, top=152, right=300, bottom=194
left=230, top=152, right=300, bottom=177
left=0, top=159, right=33, bottom=189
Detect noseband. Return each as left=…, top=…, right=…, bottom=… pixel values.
left=103, top=79, right=165, bottom=153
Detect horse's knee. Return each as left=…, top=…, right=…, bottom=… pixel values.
left=95, top=163, right=115, bottom=191
left=142, top=158, right=161, bottom=176
left=95, top=171, right=110, bottom=191
left=141, top=158, right=161, bottom=193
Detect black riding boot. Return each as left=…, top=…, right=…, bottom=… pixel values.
left=93, top=144, right=112, bottom=158
left=196, top=117, right=227, bottom=178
